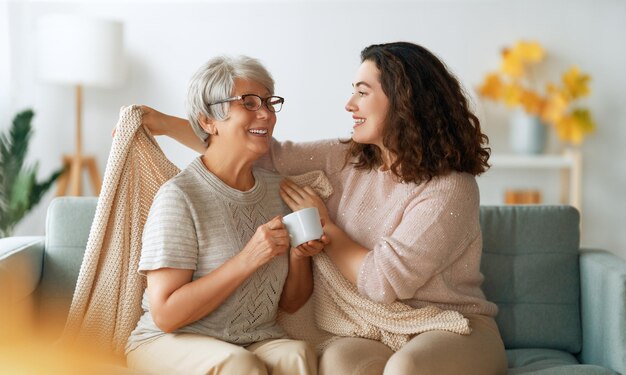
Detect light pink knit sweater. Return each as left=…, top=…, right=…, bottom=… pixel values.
left=260, top=139, right=497, bottom=317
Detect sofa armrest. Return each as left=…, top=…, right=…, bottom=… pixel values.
left=579, top=249, right=626, bottom=374
left=0, top=236, right=45, bottom=301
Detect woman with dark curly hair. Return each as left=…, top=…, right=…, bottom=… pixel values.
left=141, top=42, right=507, bottom=374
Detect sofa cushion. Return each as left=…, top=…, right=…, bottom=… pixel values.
left=479, top=205, right=581, bottom=353
left=579, top=250, right=626, bottom=374
left=506, top=349, right=618, bottom=374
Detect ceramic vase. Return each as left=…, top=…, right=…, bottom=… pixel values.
left=509, top=110, right=548, bottom=154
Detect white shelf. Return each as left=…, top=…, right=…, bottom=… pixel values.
left=490, top=153, right=576, bottom=169
left=488, top=149, right=582, bottom=210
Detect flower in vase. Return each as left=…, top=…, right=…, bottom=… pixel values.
left=478, top=41, right=596, bottom=145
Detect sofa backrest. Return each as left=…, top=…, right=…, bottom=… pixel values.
left=479, top=205, right=581, bottom=353
left=38, top=197, right=98, bottom=329
left=41, top=198, right=582, bottom=353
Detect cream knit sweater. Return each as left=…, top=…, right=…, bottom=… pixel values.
left=261, top=139, right=498, bottom=317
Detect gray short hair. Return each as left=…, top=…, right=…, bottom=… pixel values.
left=185, top=56, right=275, bottom=144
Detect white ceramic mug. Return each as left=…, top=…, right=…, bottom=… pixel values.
left=282, top=207, right=323, bottom=247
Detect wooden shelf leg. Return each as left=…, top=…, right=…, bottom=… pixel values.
left=560, top=168, right=570, bottom=205
left=570, top=150, right=582, bottom=211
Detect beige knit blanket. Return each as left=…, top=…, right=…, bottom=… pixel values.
left=62, top=105, right=470, bottom=357
left=61, top=105, right=180, bottom=355
left=313, top=252, right=471, bottom=351
left=277, top=252, right=472, bottom=353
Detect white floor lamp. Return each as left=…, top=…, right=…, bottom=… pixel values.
left=37, top=15, right=125, bottom=196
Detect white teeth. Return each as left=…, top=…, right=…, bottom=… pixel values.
left=354, top=119, right=365, bottom=124
left=249, top=129, right=268, bottom=134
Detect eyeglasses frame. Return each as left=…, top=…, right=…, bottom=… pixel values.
left=208, top=94, right=285, bottom=113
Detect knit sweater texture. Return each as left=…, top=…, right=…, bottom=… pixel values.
left=126, top=158, right=291, bottom=353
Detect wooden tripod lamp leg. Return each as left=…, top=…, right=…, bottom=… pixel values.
left=55, top=156, right=101, bottom=196
left=68, top=155, right=83, bottom=196
left=55, top=155, right=71, bottom=196
left=55, top=85, right=102, bottom=197
left=70, top=84, right=83, bottom=196
left=85, top=157, right=102, bottom=196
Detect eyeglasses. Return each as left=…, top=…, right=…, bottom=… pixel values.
left=208, top=94, right=285, bottom=113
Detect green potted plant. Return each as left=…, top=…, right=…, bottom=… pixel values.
left=0, top=109, right=64, bottom=237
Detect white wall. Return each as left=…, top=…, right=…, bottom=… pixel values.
left=0, top=1, right=11, bottom=127
left=3, top=0, right=626, bottom=259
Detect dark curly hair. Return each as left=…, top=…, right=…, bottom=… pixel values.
left=345, top=42, right=490, bottom=183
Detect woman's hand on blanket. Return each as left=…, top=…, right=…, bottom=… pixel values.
left=110, top=105, right=168, bottom=138
left=291, top=233, right=330, bottom=259
left=280, top=179, right=331, bottom=225
left=237, top=216, right=290, bottom=270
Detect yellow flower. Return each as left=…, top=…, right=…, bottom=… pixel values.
left=555, top=116, right=582, bottom=145
left=514, top=41, right=545, bottom=63
left=541, top=89, right=569, bottom=124
left=499, top=41, right=545, bottom=78
left=478, top=73, right=504, bottom=100
left=557, top=109, right=596, bottom=145
left=553, top=109, right=595, bottom=145
left=503, top=83, right=523, bottom=107
left=562, top=66, right=591, bottom=99
left=519, top=90, right=544, bottom=116
left=501, top=48, right=525, bottom=78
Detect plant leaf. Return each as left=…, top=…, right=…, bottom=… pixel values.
left=8, top=167, right=35, bottom=224
left=30, top=164, right=65, bottom=209
left=562, top=66, right=591, bottom=100
left=0, top=109, right=63, bottom=237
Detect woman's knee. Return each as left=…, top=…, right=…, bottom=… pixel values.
left=319, top=338, right=391, bottom=375
left=277, top=340, right=317, bottom=374
left=383, top=351, right=420, bottom=375
left=217, top=350, right=268, bottom=375
left=384, top=320, right=507, bottom=375
left=288, top=340, right=316, bottom=361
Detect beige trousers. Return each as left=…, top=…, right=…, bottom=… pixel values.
left=319, top=314, right=507, bottom=375
left=127, top=334, right=317, bottom=375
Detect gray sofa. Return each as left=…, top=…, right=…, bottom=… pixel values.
left=1, top=197, right=625, bottom=374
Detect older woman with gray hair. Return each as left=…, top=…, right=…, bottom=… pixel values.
left=125, top=56, right=323, bottom=375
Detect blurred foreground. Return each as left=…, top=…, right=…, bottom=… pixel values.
left=0, top=271, right=132, bottom=374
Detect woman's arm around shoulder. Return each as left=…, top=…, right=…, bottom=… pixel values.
left=256, top=138, right=350, bottom=176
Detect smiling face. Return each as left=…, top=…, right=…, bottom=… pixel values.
left=201, top=78, right=276, bottom=160
left=345, top=60, right=390, bottom=148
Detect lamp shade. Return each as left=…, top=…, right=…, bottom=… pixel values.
left=37, top=15, right=125, bottom=88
